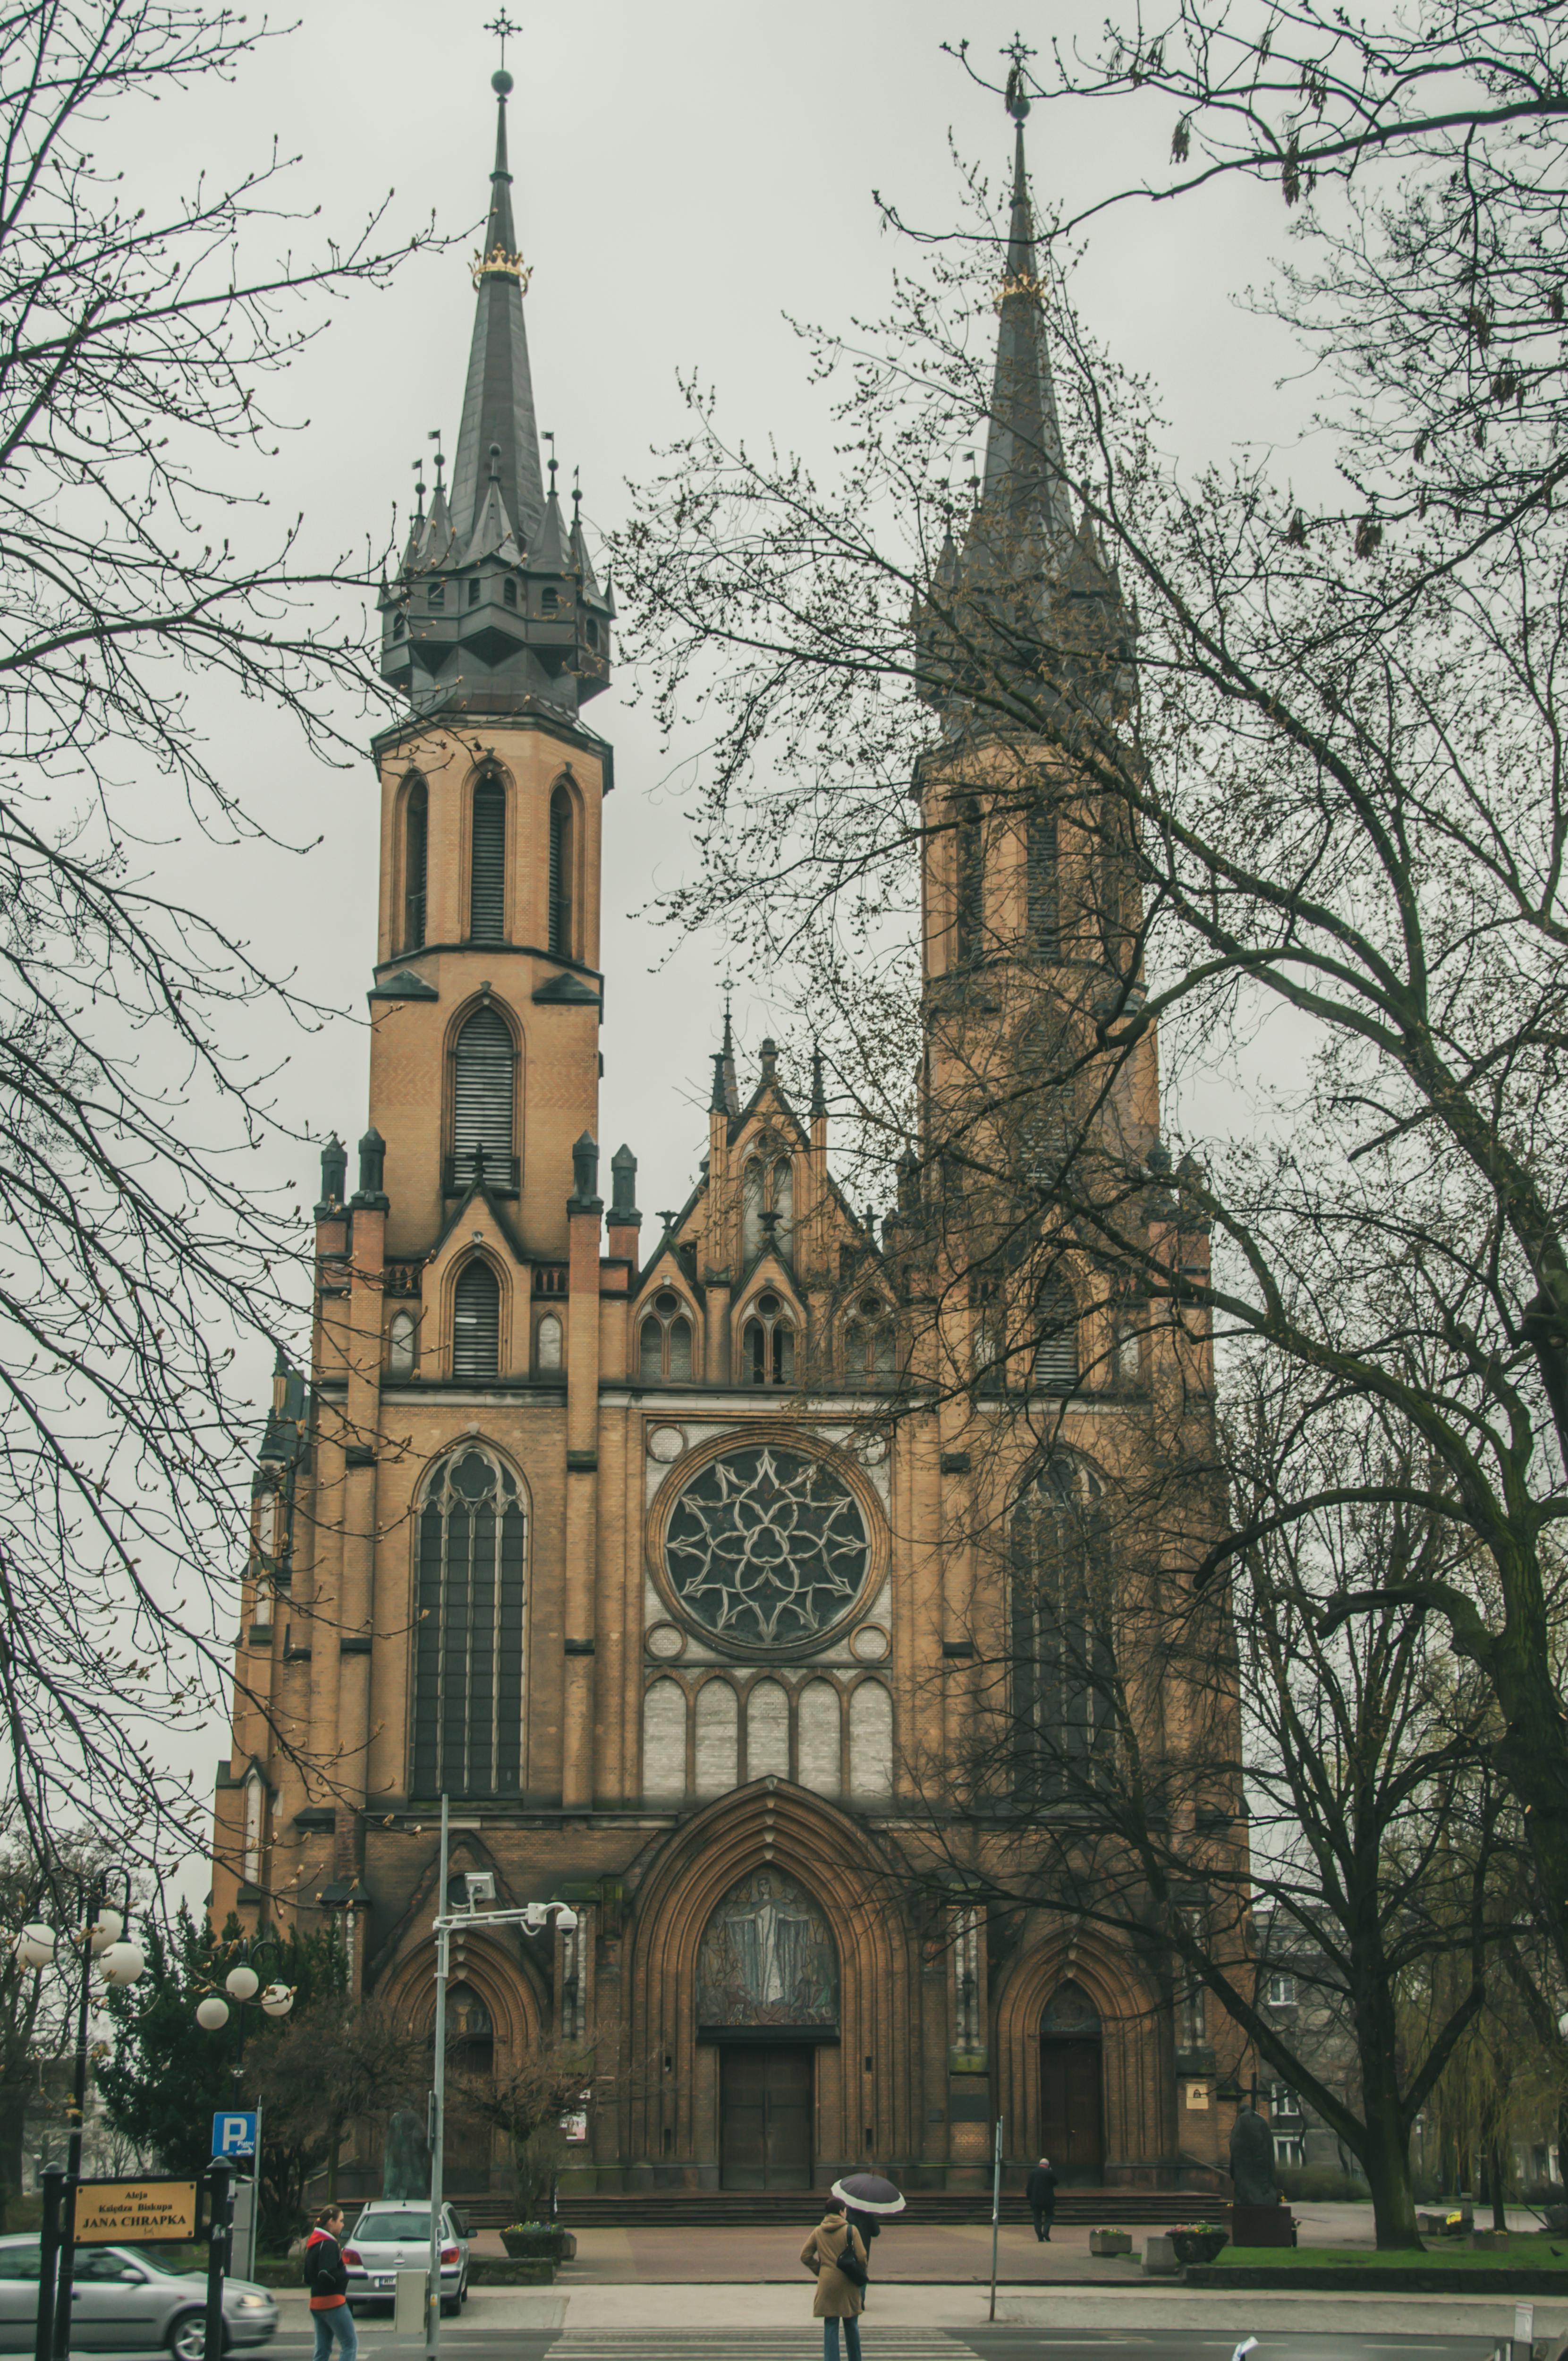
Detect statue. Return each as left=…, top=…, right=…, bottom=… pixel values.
left=382, top=2107, right=431, bottom=2200
left=1228, top=2104, right=1278, bottom=2208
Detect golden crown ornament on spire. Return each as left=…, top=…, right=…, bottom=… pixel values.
left=470, top=243, right=532, bottom=289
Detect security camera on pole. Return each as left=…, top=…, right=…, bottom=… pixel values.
left=11, top=1871, right=145, bottom=2361
left=424, top=1794, right=578, bottom=2361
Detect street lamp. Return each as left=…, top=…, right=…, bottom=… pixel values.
left=196, top=1936, right=295, bottom=2088
left=10, top=1868, right=144, bottom=2361
left=423, top=1797, right=578, bottom=2361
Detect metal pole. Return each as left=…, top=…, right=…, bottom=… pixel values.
left=424, top=1794, right=449, bottom=2361
left=988, top=2112, right=1003, bottom=2323
left=34, top=2165, right=64, bottom=2361
left=204, top=2159, right=234, bottom=2361
left=53, top=1891, right=97, bottom=2361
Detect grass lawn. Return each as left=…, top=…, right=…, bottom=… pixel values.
left=1211, top=2234, right=1568, bottom=2272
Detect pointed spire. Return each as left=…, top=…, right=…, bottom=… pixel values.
left=534, top=437, right=568, bottom=571
left=449, top=68, right=546, bottom=554
left=810, top=1043, right=827, bottom=1119
left=569, top=474, right=604, bottom=603
left=977, top=88, right=1074, bottom=550
left=720, top=997, right=740, bottom=1116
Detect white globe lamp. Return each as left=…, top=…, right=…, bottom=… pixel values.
left=88, top=1909, right=124, bottom=1955
left=225, top=1965, right=260, bottom=2003
left=195, top=1996, right=230, bottom=2031
left=14, top=1923, right=54, bottom=1970
left=99, top=1941, right=144, bottom=1987
left=259, top=1983, right=294, bottom=2019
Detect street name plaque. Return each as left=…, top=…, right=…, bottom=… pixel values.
left=75, top=2178, right=199, bottom=2243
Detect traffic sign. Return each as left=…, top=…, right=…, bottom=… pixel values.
left=212, top=2111, right=257, bottom=2159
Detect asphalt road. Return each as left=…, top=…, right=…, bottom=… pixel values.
left=256, top=2330, right=1517, bottom=2361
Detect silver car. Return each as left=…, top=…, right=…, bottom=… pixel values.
left=0, top=2236, right=278, bottom=2357
left=341, top=2204, right=469, bottom=2314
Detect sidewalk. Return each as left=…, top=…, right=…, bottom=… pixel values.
left=276, top=2280, right=1568, bottom=2336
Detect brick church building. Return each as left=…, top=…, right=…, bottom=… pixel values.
left=213, top=67, right=1242, bottom=2200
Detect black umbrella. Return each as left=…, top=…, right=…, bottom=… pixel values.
left=830, top=2174, right=906, bottom=2216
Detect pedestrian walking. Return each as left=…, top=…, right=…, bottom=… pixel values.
left=801, top=2197, right=867, bottom=2361
left=1026, top=2156, right=1058, bottom=2242
left=845, top=2207, right=879, bottom=2308
left=303, top=2204, right=358, bottom=2361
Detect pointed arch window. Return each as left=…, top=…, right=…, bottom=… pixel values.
left=388, top=1309, right=417, bottom=1378
left=1011, top=1453, right=1112, bottom=1798
left=412, top=1445, right=526, bottom=1798
left=743, top=1291, right=795, bottom=1385
left=1026, top=803, right=1059, bottom=956
left=451, top=1004, right=517, bottom=1191
left=403, top=779, right=428, bottom=952
left=843, top=1295, right=897, bottom=1389
left=956, top=798, right=984, bottom=963
left=741, top=1143, right=795, bottom=1265
left=469, top=774, right=506, bottom=941
left=1032, top=1279, right=1079, bottom=1393
left=453, top=1260, right=501, bottom=1378
left=639, top=1289, right=694, bottom=1382
left=549, top=787, right=574, bottom=957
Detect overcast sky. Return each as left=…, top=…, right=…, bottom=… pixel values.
left=112, top=0, right=1319, bottom=1832
left=144, top=0, right=1309, bottom=1223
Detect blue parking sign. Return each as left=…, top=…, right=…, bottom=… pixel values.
left=212, top=2111, right=257, bottom=2159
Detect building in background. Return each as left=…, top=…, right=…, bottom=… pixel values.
left=213, top=67, right=1243, bottom=2201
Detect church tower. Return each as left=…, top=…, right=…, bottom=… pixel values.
left=213, top=69, right=1244, bottom=2213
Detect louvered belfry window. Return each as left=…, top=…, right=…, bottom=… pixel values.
left=956, top=799, right=984, bottom=962
left=1032, top=1280, right=1079, bottom=1393
left=548, top=786, right=573, bottom=956
left=1027, top=805, right=1059, bottom=955
left=452, top=1005, right=515, bottom=1184
left=469, top=775, right=506, bottom=940
left=412, top=1446, right=525, bottom=1797
left=453, top=1259, right=501, bottom=1378
left=404, top=779, right=428, bottom=951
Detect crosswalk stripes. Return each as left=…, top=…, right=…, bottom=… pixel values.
left=547, top=2339, right=964, bottom=2357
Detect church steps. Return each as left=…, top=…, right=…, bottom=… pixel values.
left=455, top=2191, right=1193, bottom=2229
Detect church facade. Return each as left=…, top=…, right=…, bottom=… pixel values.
left=213, top=69, right=1244, bottom=2199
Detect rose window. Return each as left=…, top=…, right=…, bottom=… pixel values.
left=662, top=1444, right=870, bottom=1651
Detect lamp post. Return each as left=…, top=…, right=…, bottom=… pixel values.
left=195, top=1935, right=295, bottom=2090
left=423, top=1794, right=578, bottom=2361
left=11, top=1868, right=145, bottom=2361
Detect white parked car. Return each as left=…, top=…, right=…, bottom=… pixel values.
left=0, top=2236, right=278, bottom=2357
left=341, top=2204, right=470, bottom=2314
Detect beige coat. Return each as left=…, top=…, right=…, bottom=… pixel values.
left=800, top=2215, right=866, bottom=2318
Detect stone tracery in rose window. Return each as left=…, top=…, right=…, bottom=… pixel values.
left=662, top=1444, right=870, bottom=1651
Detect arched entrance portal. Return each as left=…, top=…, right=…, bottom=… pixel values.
left=1039, top=1980, right=1104, bottom=2182
left=444, top=1984, right=495, bottom=2193
left=697, top=1867, right=839, bottom=2189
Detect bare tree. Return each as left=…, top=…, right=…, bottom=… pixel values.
left=0, top=2, right=445, bottom=1856
left=449, top=2049, right=589, bottom=2222
left=613, top=24, right=1568, bottom=1995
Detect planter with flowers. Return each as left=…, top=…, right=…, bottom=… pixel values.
left=1167, top=2222, right=1228, bottom=2266
left=1089, top=2228, right=1134, bottom=2257
left=497, top=2223, right=576, bottom=2278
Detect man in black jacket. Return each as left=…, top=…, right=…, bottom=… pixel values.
left=1025, top=2157, right=1058, bottom=2242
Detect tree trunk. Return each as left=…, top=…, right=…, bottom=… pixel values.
left=1350, top=2040, right=1426, bottom=2257
left=1491, top=2140, right=1508, bottom=2233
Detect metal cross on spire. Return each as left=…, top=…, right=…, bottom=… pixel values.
left=1003, top=30, right=1036, bottom=120
left=485, top=10, right=520, bottom=68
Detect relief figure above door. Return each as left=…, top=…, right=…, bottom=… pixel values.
left=696, top=1869, right=838, bottom=2030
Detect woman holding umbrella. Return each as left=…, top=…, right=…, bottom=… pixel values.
left=831, top=2175, right=905, bottom=2313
